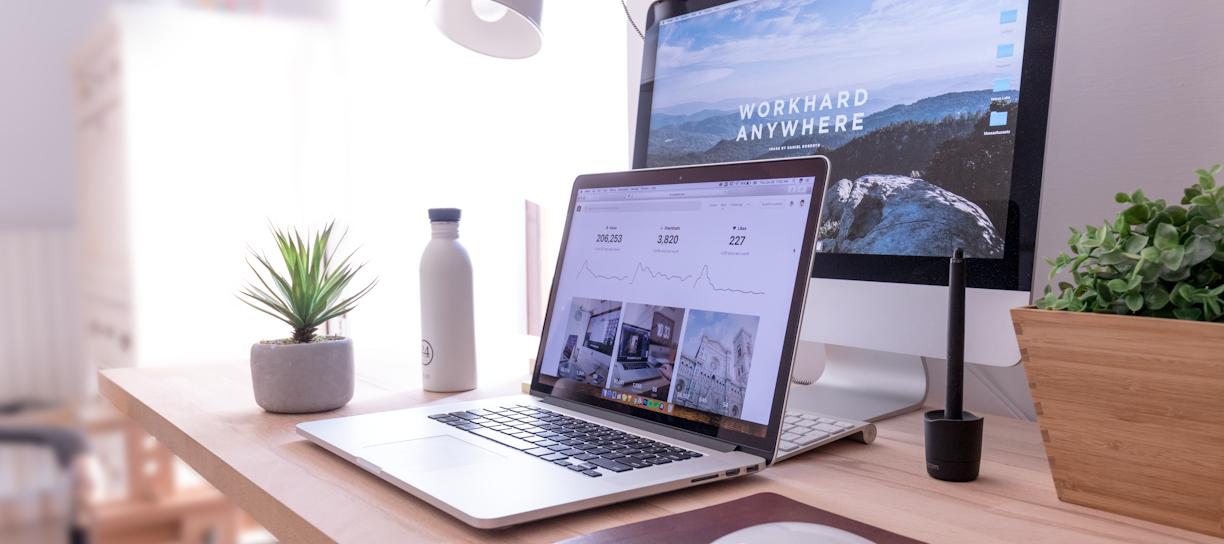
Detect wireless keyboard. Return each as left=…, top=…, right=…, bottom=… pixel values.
left=775, top=409, right=875, bottom=461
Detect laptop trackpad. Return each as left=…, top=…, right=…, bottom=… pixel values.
left=365, top=435, right=505, bottom=474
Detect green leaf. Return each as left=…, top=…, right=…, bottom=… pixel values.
left=1159, top=265, right=1192, bottom=282
left=1166, top=205, right=1188, bottom=226
left=1124, top=293, right=1143, bottom=312
left=1099, top=233, right=1117, bottom=251
left=1170, top=282, right=1190, bottom=307
left=1154, top=222, right=1179, bottom=250
left=1097, top=249, right=1128, bottom=266
left=1115, top=192, right=1131, bottom=203
left=1068, top=297, right=1086, bottom=312
left=1146, top=288, right=1170, bottom=310
left=1179, top=283, right=1196, bottom=301
left=1130, top=188, right=1146, bottom=204
left=1174, top=307, right=1203, bottom=321
left=1107, top=278, right=1128, bottom=294
left=1067, top=231, right=1082, bottom=248
left=1191, top=195, right=1214, bottom=207
left=1126, top=275, right=1142, bottom=291
left=1206, top=298, right=1222, bottom=320
left=1146, top=213, right=1173, bottom=236
left=239, top=221, right=377, bottom=342
left=1121, top=204, right=1149, bottom=225
left=1123, top=234, right=1149, bottom=254
left=1184, top=235, right=1216, bottom=266
left=1201, top=203, right=1222, bottom=220
left=1139, top=246, right=1161, bottom=261
left=1193, top=224, right=1219, bottom=237
left=1160, top=246, right=1186, bottom=270
left=1200, top=167, right=1219, bottom=190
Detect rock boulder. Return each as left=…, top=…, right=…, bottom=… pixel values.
left=817, top=175, right=1004, bottom=258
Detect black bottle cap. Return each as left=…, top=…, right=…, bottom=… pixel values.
left=428, top=208, right=461, bottom=222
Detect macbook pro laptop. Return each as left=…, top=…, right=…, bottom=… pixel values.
left=298, top=156, right=833, bottom=528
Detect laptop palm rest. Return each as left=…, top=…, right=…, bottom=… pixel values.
left=365, top=435, right=505, bottom=474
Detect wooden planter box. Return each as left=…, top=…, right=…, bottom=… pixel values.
left=1011, top=306, right=1224, bottom=537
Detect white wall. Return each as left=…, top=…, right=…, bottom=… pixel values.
left=3, top=1, right=629, bottom=377
left=1033, top=1, right=1224, bottom=285
left=0, top=1, right=113, bottom=403
left=329, top=1, right=628, bottom=363
left=0, top=1, right=113, bottom=228
left=621, top=0, right=1224, bottom=420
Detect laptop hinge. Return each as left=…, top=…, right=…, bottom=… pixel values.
left=542, top=396, right=737, bottom=453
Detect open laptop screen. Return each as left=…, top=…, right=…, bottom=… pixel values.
left=533, top=158, right=828, bottom=454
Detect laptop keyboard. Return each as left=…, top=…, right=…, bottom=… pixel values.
left=429, top=404, right=702, bottom=477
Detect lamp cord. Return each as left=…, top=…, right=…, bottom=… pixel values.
left=621, top=0, right=644, bottom=39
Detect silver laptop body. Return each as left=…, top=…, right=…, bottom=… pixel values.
left=298, top=157, right=831, bottom=528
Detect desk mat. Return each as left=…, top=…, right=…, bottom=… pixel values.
left=554, top=492, right=926, bottom=544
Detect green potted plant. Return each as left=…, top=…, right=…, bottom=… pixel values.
left=1010, top=165, right=1224, bottom=538
left=238, top=222, right=376, bottom=414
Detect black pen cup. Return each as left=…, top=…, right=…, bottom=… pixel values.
left=924, top=410, right=983, bottom=482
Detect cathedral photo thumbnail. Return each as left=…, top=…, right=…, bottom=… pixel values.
left=671, top=309, right=759, bottom=419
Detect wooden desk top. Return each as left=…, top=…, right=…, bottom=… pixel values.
left=98, top=361, right=1217, bottom=544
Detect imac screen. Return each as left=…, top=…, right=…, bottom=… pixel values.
left=642, top=0, right=1039, bottom=261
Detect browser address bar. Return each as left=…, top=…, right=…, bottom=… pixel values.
left=654, top=188, right=728, bottom=198
left=582, top=200, right=702, bottom=213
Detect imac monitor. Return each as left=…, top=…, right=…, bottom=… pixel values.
left=618, top=323, right=651, bottom=361
left=633, top=0, right=1060, bottom=421
left=650, top=311, right=675, bottom=346
left=584, top=308, right=620, bottom=356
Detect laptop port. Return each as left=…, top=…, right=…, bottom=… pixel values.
left=690, top=474, right=719, bottom=483
left=746, top=465, right=759, bottom=473
left=725, top=468, right=741, bottom=477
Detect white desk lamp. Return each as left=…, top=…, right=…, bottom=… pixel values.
left=426, top=0, right=544, bottom=59
left=427, top=0, right=644, bottom=60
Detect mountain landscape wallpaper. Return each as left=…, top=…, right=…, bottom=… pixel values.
left=647, top=0, right=1030, bottom=258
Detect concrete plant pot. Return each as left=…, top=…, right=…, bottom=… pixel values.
left=250, top=337, right=354, bottom=414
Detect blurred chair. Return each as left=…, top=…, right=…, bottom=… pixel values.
left=81, top=402, right=241, bottom=544
left=0, top=401, right=242, bottom=544
left=0, top=403, right=89, bottom=544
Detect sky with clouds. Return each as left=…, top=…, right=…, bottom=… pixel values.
left=652, top=0, right=1029, bottom=109
left=680, top=309, right=760, bottom=361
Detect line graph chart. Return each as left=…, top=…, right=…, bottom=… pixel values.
left=575, top=260, right=765, bottom=295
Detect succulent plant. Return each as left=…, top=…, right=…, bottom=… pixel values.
left=1038, top=165, right=1224, bottom=321
left=238, top=221, right=377, bottom=343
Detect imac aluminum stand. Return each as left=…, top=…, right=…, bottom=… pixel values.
left=786, top=341, right=928, bottom=423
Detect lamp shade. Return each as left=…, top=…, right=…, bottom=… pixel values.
left=426, top=0, right=543, bottom=59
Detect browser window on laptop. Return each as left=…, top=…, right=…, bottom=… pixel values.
left=536, top=176, right=818, bottom=444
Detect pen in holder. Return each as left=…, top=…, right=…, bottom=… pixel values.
left=924, top=248, right=983, bottom=482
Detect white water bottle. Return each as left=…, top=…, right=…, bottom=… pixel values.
left=420, top=208, right=477, bottom=392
